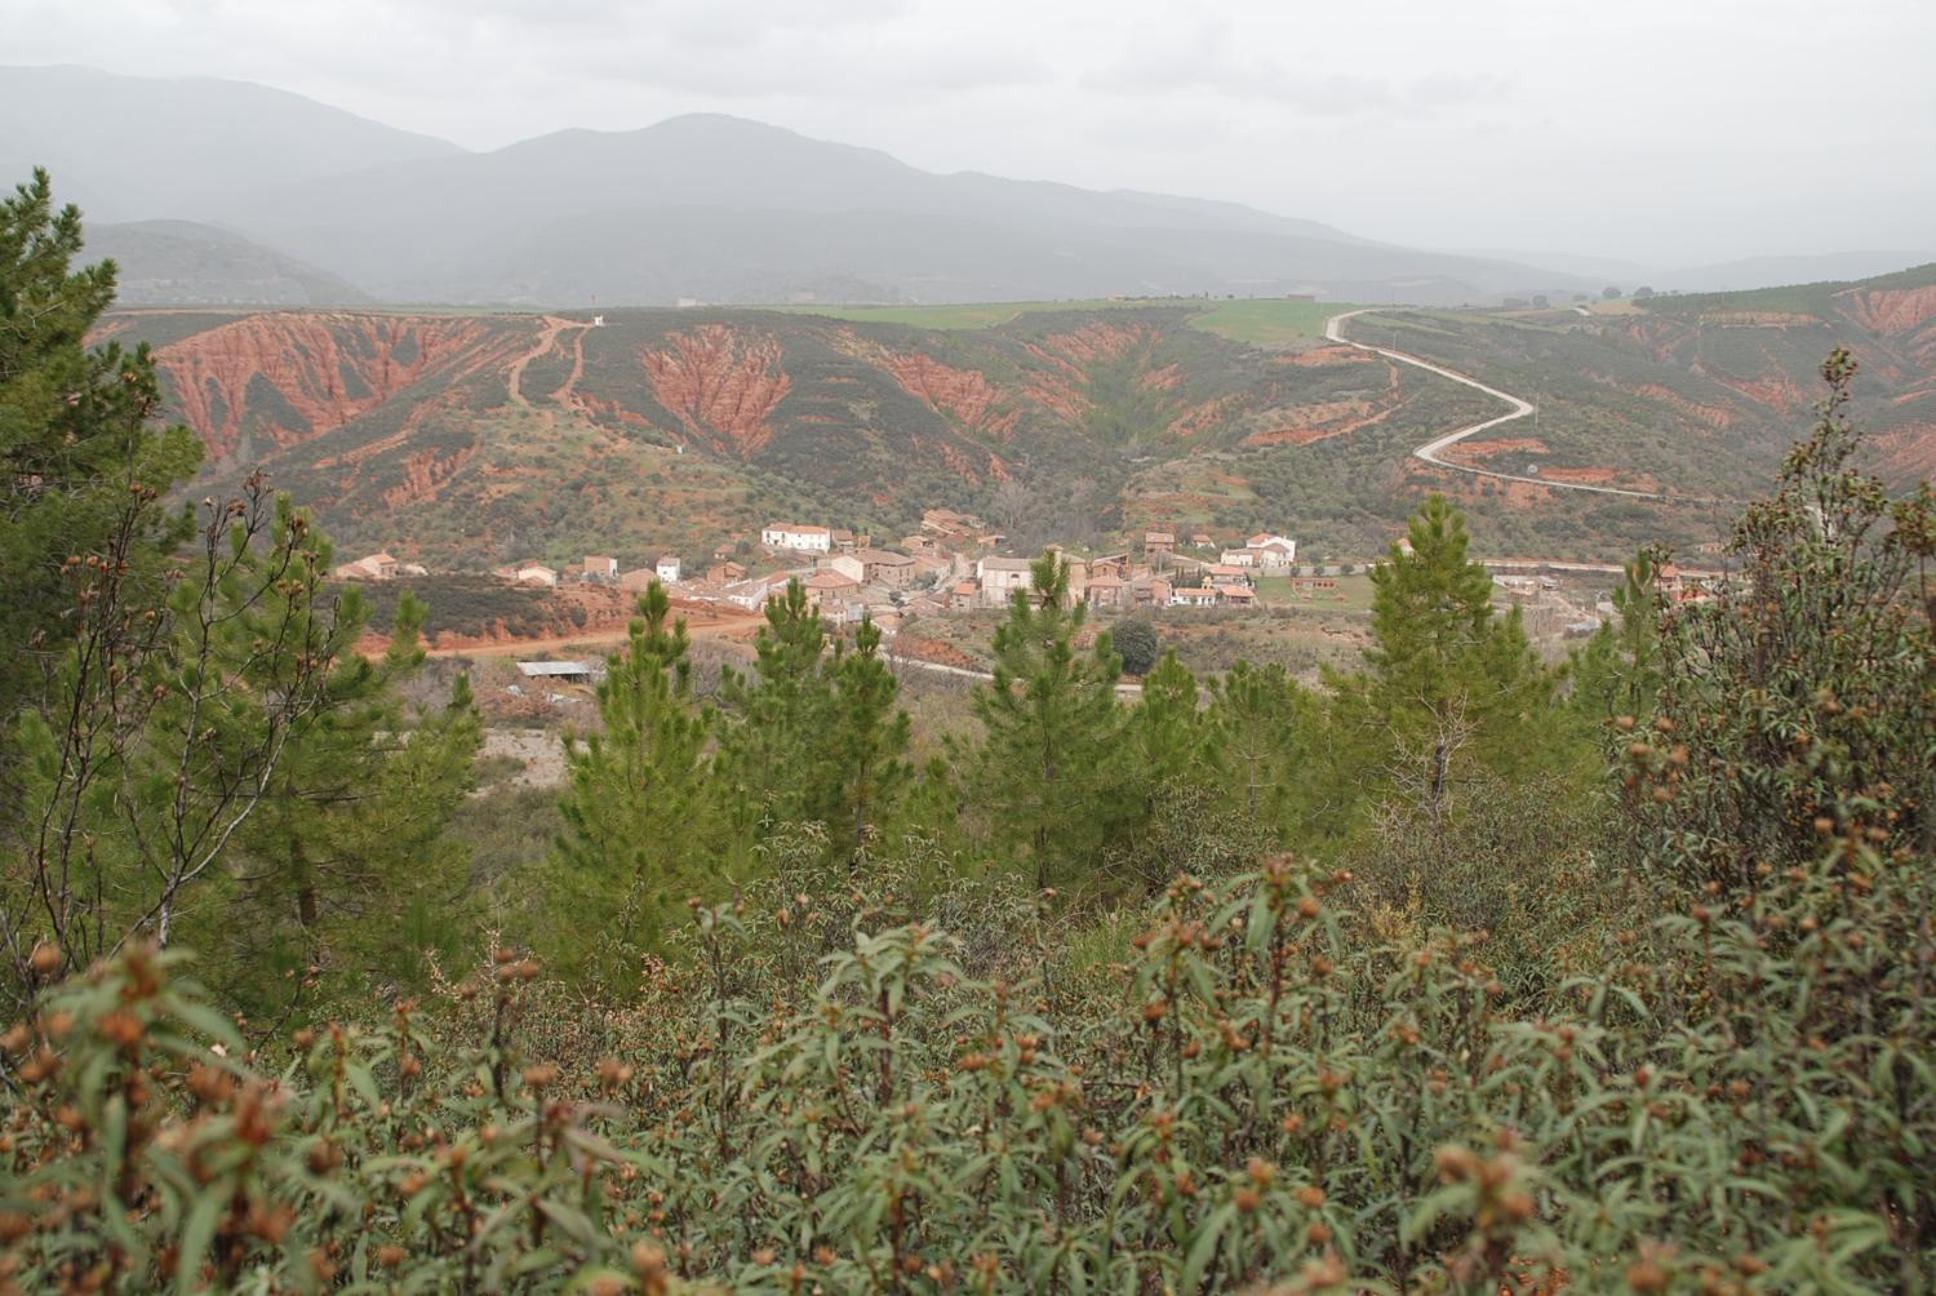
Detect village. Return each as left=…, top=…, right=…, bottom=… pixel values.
left=329, top=509, right=1328, bottom=636
left=330, top=506, right=1724, bottom=666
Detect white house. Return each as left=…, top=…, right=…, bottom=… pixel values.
left=976, top=556, right=1035, bottom=605
left=1169, top=585, right=1222, bottom=608
left=512, top=563, right=557, bottom=588
left=1247, top=533, right=1297, bottom=568
left=655, top=555, right=682, bottom=583
left=331, top=551, right=399, bottom=582
left=761, top=523, right=832, bottom=554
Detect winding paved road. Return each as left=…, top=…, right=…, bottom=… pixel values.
left=1324, top=309, right=1713, bottom=504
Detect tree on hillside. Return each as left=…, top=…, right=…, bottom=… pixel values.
left=1331, top=495, right=1557, bottom=861
left=1113, top=617, right=1160, bottom=676
left=969, top=554, right=1130, bottom=890
left=1205, top=660, right=1323, bottom=837
left=2, top=483, right=407, bottom=1006
left=825, top=616, right=912, bottom=865
left=715, top=579, right=836, bottom=836
left=1629, top=349, right=1932, bottom=895
left=1603, top=285, right=1623, bottom=299
left=551, top=583, right=718, bottom=983
left=1633, top=285, right=1655, bottom=299
left=0, top=170, right=200, bottom=758
left=1568, top=551, right=1663, bottom=726
left=210, top=588, right=481, bottom=1015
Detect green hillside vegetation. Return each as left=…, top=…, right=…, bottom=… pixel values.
left=5, top=177, right=1935, bottom=1289
left=99, top=255, right=1936, bottom=574
left=1636, top=260, right=1936, bottom=318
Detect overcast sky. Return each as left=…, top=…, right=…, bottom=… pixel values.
left=8, top=0, right=1933, bottom=266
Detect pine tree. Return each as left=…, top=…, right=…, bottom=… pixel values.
left=825, top=615, right=912, bottom=865
left=716, top=579, right=837, bottom=837
left=5, top=485, right=402, bottom=1002
left=552, top=583, right=718, bottom=983
left=1124, top=650, right=1206, bottom=797
left=1568, top=551, right=1663, bottom=726
left=0, top=170, right=200, bottom=754
left=970, top=554, right=1129, bottom=890
left=207, top=585, right=482, bottom=1016
left=1331, top=495, right=1556, bottom=862
left=1205, top=660, right=1323, bottom=839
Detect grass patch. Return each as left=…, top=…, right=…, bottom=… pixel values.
left=1187, top=299, right=1355, bottom=347
left=774, top=298, right=1185, bottom=330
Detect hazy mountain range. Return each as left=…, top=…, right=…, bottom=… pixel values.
left=7, top=65, right=1930, bottom=309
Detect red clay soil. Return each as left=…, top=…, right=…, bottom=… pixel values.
left=1167, top=396, right=1239, bottom=438
left=155, top=314, right=527, bottom=461
left=1446, top=437, right=1551, bottom=461
left=1242, top=397, right=1383, bottom=447
left=1020, top=322, right=1163, bottom=425
left=892, top=636, right=982, bottom=672
left=382, top=443, right=480, bottom=509
left=1871, top=421, right=1936, bottom=479
left=1536, top=466, right=1625, bottom=486
left=1633, top=383, right=1741, bottom=427
left=840, top=334, right=1020, bottom=438
left=1139, top=363, right=1184, bottom=392
left=1277, top=345, right=1377, bottom=368
left=1706, top=372, right=1812, bottom=414
left=640, top=325, right=792, bottom=458
left=1840, top=284, right=1936, bottom=339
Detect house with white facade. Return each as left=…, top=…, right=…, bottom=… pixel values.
left=655, top=555, right=683, bottom=583
left=761, top=523, right=833, bottom=554
left=510, top=563, right=558, bottom=588
left=976, top=556, right=1035, bottom=606
left=1246, top=534, right=1297, bottom=568
left=332, top=551, right=399, bottom=582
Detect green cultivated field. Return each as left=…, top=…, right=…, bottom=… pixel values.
left=1187, top=298, right=1354, bottom=346
left=782, top=296, right=1351, bottom=343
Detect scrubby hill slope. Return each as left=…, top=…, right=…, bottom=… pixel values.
left=1344, top=264, right=1936, bottom=512
left=114, top=272, right=1935, bottom=568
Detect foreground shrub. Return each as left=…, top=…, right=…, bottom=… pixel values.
left=2, top=832, right=1927, bottom=1291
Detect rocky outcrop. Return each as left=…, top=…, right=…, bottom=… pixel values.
left=640, top=325, right=792, bottom=458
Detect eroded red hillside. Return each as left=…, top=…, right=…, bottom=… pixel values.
left=1840, top=284, right=1936, bottom=342
left=641, top=325, right=792, bottom=458
left=155, top=314, right=526, bottom=461
left=837, top=333, right=1019, bottom=438
left=1021, top=322, right=1164, bottom=425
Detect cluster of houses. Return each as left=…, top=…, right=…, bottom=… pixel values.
left=676, top=512, right=1307, bottom=629
left=333, top=511, right=1305, bottom=631
left=487, top=553, right=685, bottom=590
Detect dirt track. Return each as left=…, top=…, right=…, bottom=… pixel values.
left=1324, top=309, right=1726, bottom=505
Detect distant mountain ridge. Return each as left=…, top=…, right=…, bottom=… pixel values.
left=0, top=65, right=462, bottom=222
left=85, top=221, right=371, bottom=306
left=5, top=66, right=1589, bottom=308
left=10, top=66, right=1932, bottom=310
